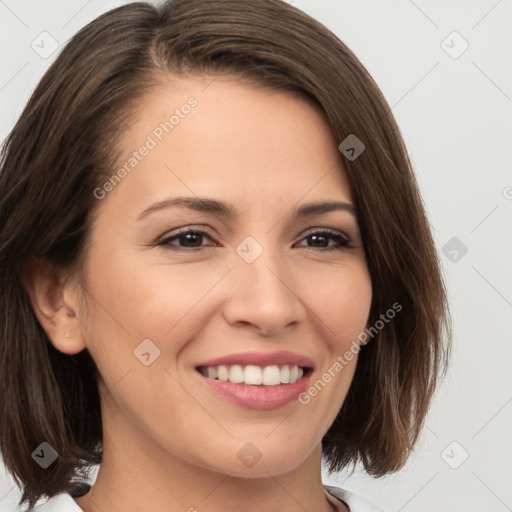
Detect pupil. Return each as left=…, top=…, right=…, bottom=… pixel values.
left=310, top=234, right=327, bottom=247
left=181, top=233, right=202, bottom=247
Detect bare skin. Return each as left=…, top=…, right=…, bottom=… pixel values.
left=27, top=75, right=371, bottom=512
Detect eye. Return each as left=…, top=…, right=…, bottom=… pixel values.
left=157, top=228, right=216, bottom=251
left=295, top=229, right=352, bottom=252
left=156, top=227, right=353, bottom=253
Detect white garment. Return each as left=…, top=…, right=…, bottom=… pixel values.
left=325, top=485, right=386, bottom=511
left=27, top=484, right=385, bottom=512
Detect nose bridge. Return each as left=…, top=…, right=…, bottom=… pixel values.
left=225, top=234, right=302, bottom=333
left=239, top=236, right=294, bottom=303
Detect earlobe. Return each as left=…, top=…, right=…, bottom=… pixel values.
left=22, top=259, right=87, bottom=355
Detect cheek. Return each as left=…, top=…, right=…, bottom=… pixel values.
left=118, top=262, right=229, bottom=342
left=85, top=246, right=210, bottom=331
left=80, top=249, right=230, bottom=376
left=310, top=261, right=372, bottom=350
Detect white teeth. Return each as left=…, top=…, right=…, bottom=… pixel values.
left=199, top=364, right=306, bottom=386
left=290, top=365, right=298, bottom=383
left=244, top=365, right=262, bottom=385
left=228, top=365, right=244, bottom=384
left=262, top=365, right=281, bottom=386
left=217, top=365, right=229, bottom=382
left=280, top=364, right=290, bottom=384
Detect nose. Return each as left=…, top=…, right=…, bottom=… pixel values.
left=222, top=244, right=304, bottom=336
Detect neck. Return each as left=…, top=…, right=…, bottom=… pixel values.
left=73, top=398, right=342, bottom=512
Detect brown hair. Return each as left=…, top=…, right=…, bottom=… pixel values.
left=0, top=0, right=451, bottom=508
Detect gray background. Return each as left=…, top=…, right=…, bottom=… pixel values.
left=1, top=1, right=511, bottom=511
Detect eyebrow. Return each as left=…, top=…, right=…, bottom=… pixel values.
left=137, top=196, right=358, bottom=221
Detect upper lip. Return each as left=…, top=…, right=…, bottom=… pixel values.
left=196, top=350, right=314, bottom=369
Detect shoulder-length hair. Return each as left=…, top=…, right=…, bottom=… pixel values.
left=0, top=0, right=450, bottom=507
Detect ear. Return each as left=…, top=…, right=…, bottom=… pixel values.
left=23, top=259, right=87, bottom=355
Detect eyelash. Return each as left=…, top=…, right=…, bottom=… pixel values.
left=156, top=227, right=353, bottom=253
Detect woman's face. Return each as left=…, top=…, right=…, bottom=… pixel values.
left=74, top=75, right=372, bottom=477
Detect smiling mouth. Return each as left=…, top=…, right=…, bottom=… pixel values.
left=196, top=364, right=311, bottom=386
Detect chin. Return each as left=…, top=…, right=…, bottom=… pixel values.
left=192, top=437, right=314, bottom=478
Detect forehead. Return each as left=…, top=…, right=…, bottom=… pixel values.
left=97, top=75, right=353, bottom=218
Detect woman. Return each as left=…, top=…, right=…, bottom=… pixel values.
left=0, top=1, right=450, bottom=511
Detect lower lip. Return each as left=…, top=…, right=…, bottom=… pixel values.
left=197, top=371, right=311, bottom=410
